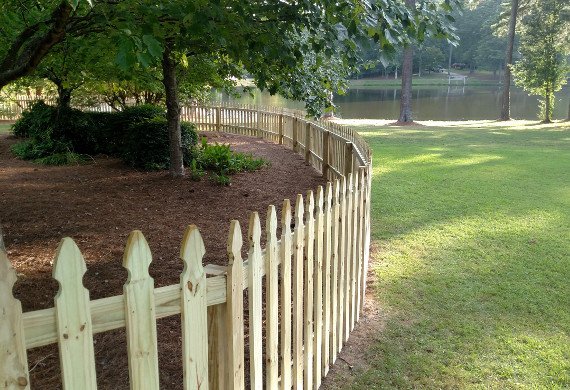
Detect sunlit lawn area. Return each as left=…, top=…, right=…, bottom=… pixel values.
left=335, top=119, right=570, bottom=388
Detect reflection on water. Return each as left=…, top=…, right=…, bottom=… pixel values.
left=217, top=85, right=569, bottom=121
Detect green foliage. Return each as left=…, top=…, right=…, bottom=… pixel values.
left=193, top=137, right=267, bottom=185
left=11, top=101, right=55, bottom=138
left=122, top=118, right=197, bottom=170
left=511, top=0, right=569, bottom=122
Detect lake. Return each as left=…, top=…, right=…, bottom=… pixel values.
left=217, top=85, right=569, bottom=121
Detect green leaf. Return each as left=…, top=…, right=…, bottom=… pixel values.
left=142, top=35, right=163, bottom=58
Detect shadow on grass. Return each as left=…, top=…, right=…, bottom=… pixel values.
left=351, top=124, right=570, bottom=389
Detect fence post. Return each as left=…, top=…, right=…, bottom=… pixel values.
left=278, top=114, right=284, bottom=145
left=256, top=109, right=262, bottom=138
left=293, top=117, right=299, bottom=153
left=265, top=206, right=279, bottom=389
left=207, top=304, right=228, bottom=389
left=344, top=142, right=354, bottom=177
left=226, top=221, right=245, bottom=389
left=322, top=131, right=330, bottom=179
left=216, top=107, right=221, bottom=132
left=305, top=122, right=312, bottom=165
left=0, top=237, right=29, bottom=389
left=180, top=225, right=209, bottom=390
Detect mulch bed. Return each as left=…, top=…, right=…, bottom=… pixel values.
left=0, top=131, right=327, bottom=389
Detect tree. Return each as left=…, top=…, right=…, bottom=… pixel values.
left=511, top=0, right=569, bottom=122
left=499, top=0, right=520, bottom=120
left=0, top=0, right=104, bottom=89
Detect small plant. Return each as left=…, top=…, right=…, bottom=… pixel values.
left=189, top=159, right=205, bottom=181
left=194, top=137, right=267, bottom=185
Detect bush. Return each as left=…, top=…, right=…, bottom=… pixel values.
left=11, top=101, right=56, bottom=138
left=122, top=119, right=198, bottom=170
left=194, top=138, right=268, bottom=185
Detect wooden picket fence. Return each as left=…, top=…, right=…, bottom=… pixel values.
left=0, top=104, right=372, bottom=389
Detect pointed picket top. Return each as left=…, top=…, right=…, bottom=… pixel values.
left=122, top=230, right=153, bottom=283
left=227, top=220, right=243, bottom=266
left=266, top=205, right=278, bottom=243
left=180, top=225, right=208, bottom=390
left=316, top=186, right=324, bottom=216
left=325, top=182, right=333, bottom=211
left=295, top=193, right=304, bottom=228
left=0, top=231, right=29, bottom=390
left=282, top=199, right=292, bottom=234
left=122, top=231, right=159, bottom=389
left=305, top=190, right=315, bottom=220
left=180, top=225, right=206, bottom=286
left=52, top=238, right=97, bottom=390
left=248, top=212, right=262, bottom=249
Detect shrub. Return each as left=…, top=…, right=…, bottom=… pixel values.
left=194, top=137, right=268, bottom=185
left=11, top=101, right=56, bottom=138
left=122, top=119, right=198, bottom=170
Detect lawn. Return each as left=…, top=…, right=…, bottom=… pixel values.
left=335, top=119, right=570, bottom=388
left=0, top=123, right=11, bottom=134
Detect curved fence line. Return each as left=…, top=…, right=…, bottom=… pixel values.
left=1, top=104, right=372, bottom=389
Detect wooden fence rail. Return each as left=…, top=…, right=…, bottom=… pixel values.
left=1, top=104, right=372, bottom=389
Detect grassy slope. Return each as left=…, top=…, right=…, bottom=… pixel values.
left=340, top=120, right=570, bottom=388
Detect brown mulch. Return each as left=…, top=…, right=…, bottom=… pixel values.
left=0, top=132, right=327, bottom=389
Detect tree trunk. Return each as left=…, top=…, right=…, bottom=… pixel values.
left=162, top=41, right=185, bottom=177
left=500, top=0, right=519, bottom=121
left=398, top=45, right=414, bottom=123
left=57, top=84, right=72, bottom=110
left=567, top=92, right=570, bottom=121
left=543, top=90, right=552, bottom=123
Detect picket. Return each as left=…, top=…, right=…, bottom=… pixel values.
left=266, top=206, right=280, bottom=389
left=292, top=194, right=305, bottom=390
left=313, top=187, right=325, bottom=389
left=53, top=238, right=97, bottom=390
left=2, top=103, right=373, bottom=390
left=280, top=200, right=293, bottom=390
left=0, top=237, right=29, bottom=390
left=123, top=231, right=160, bottom=390
left=248, top=213, right=264, bottom=390
left=337, top=177, right=347, bottom=352
left=227, top=221, right=245, bottom=390
left=343, top=174, right=353, bottom=342
left=304, top=191, right=316, bottom=388
left=180, top=225, right=209, bottom=390
left=322, top=182, right=333, bottom=377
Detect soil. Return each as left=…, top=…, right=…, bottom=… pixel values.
left=0, top=132, right=327, bottom=389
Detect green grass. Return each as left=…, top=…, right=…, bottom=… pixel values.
left=336, top=120, right=570, bottom=388
left=0, top=123, right=11, bottom=134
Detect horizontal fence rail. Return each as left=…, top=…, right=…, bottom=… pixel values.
left=1, top=103, right=372, bottom=389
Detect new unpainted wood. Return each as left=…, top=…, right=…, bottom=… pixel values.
left=180, top=226, right=209, bottom=390
left=322, top=131, right=330, bottom=179
left=305, top=123, right=312, bottom=164
left=322, top=182, right=333, bottom=376
left=278, top=114, right=284, bottom=145
left=313, top=187, right=325, bottom=388
left=0, top=240, right=29, bottom=389
left=350, top=174, right=359, bottom=331
left=304, top=191, right=315, bottom=389
left=53, top=238, right=97, bottom=390
left=344, top=175, right=353, bottom=342
left=266, top=206, right=280, bottom=389
left=330, top=180, right=341, bottom=364
left=280, top=200, right=293, bottom=390
left=356, top=170, right=365, bottom=321
left=337, top=178, right=347, bottom=352
left=207, top=303, right=228, bottom=389
left=226, top=221, right=245, bottom=389
left=122, top=231, right=160, bottom=390
left=248, top=213, right=264, bottom=390
left=292, top=194, right=305, bottom=390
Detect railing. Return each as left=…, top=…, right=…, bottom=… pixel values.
left=0, top=104, right=372, bottom=389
